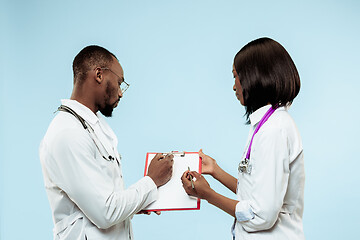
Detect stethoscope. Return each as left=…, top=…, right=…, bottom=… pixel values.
left=238, top=104, right=279, bottom=174
left=56, top=105, right=120, bottom=163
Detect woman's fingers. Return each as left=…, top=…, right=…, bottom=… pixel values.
left=189, top=171, right=202, bottom=179
left=199, top=149, right=205, bottom=158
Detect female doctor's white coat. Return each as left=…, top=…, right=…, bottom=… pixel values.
left=232, top=105, right=305, bottom=240
left=39, top=99, right=158, bottom=240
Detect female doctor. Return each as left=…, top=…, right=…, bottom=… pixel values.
left=182, top=37, right=305, bottom=239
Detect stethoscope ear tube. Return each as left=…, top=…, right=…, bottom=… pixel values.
left=57, top=105, right=88, bottom=130
left=56, top=105, right=117, bottom=162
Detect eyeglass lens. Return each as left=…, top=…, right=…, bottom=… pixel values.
left=120, top=82, right=129, bottom=93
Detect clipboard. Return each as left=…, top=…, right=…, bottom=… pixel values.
left=143, top=151, right=202, bottom=211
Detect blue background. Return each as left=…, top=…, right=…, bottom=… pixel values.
left=1, top=0, right=359, bottom=239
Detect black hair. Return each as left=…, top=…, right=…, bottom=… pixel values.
left=234, top=37, right=300, bottom=123
left=72, top=45, right=117, bottom=84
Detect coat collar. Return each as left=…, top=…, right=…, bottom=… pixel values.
left=61, top=99, right=99, bottom=126
left=249, top=105, right=272, bottom=127
left=249, top=104, right=287, bottom=127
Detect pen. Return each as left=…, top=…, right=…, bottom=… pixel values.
left=188, top=166, right=195, bottom=189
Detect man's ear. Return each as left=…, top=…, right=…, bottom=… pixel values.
left=94, top=67, right=103, bottom=84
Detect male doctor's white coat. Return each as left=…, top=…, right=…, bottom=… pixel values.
left=40, top=99, right=158, bottom=240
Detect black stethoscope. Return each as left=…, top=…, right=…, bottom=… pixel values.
left=56, top=105, right=119, bottom=163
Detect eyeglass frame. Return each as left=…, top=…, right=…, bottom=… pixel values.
left=97, top=67, right=130, bottom=94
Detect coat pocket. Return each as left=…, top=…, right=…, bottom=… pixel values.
left=54, top=212, right=86, bottom=240
left=280, top=204, right=295, bottom=214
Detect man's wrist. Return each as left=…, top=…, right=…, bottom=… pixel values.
left=144, top=175, right=159, bottom=189
left=147, top=175, right=159, bottom=187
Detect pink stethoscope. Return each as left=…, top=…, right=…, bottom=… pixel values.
left=238, top=105, right=279, bottom=173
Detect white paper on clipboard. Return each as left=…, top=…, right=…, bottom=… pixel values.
left=143, top=152, right=201, bottom=211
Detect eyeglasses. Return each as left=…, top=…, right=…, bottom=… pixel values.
left=100, top=67, right=130, bottom=94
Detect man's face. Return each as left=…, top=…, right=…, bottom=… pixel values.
left=99, top=59, right=124, bottom=117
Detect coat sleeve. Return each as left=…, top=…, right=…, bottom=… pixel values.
left=236, top=127, right=290, bottom=232
left=44, top=128, right=158, bottom=229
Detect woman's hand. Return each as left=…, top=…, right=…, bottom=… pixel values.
left=181, top=170, right=213, bottom=200
left=199, top=149, right=218, bottom=176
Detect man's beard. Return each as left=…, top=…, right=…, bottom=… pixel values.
left=100, top=103, right=116, bottom=117
left=99, top=82, right=120, bottom=117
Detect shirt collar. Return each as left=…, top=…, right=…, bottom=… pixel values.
left=61, top=99, right=99, bottom=125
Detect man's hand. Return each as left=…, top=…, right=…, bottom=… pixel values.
left=137, top=210, right=161, bottom=215
left=147, top=153, right=174, bottom=187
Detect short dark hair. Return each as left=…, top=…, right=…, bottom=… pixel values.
left=234, top=37, right=300, bottom=122
left=72, top=45, right=117, bottom=84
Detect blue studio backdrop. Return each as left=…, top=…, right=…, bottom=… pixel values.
left=1, top=0, right=359, bottom=239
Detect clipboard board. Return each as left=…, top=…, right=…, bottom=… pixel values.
left=143, top=151, right=202, bottom=211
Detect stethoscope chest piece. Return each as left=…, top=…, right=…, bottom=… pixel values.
left=238, top=158, right=252, bottom=174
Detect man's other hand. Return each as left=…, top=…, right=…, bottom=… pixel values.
left=137, top=210, right=161, bottom=215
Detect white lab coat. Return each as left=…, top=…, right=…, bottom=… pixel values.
left=233, top=105, right=305, bottom=239
left=39, top=99, right=158, bottom=240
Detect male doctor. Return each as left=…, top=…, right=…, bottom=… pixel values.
left=39, top=45, right=174, bottom=239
